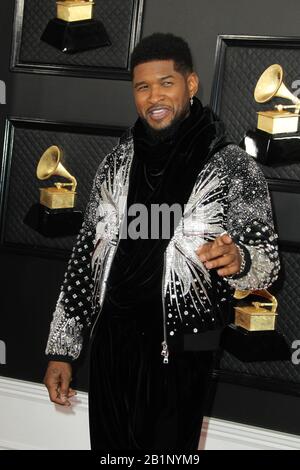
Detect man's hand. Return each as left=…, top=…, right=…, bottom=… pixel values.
left=195, top=233, right=242, bottom=277
left=44, top=361, right=76, bottom=406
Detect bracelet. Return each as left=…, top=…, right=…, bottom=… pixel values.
left=236, top=243, right=246, bottom=275
left=225, top=242, right=251, bottom=280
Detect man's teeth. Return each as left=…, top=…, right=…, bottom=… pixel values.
left=150, top=108, right=169, bottom=118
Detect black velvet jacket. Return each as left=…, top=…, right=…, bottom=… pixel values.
left=45, top=104, right=280, bottom=364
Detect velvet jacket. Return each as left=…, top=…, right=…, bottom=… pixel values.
left=45, top=137, right=280, bottom=364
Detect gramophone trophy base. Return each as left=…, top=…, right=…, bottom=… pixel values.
left=24, top=204, right=83, bottom=238
left=57, top=1, right=94, bottom=22
left=220, top=324, right=291, bottom=362
left=40, top=18, right=111, bottom=54
left=240, top=129, right=300, bottom=165
left=257, top=110, right=299, bottom=135
left=235, top=306, right=277, bottom=331
left=39, top=187, right=76, bottom=210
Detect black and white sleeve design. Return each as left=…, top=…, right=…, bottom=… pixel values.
left=221, top=145, right=280, bottom=289
left=45, top=163, right=104, bottom=362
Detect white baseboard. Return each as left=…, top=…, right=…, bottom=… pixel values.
left=199, top=416, right=300, bottom=450
left=0, top=376, right=299, bottom=450
left=0, top=376, right=90, bottom=450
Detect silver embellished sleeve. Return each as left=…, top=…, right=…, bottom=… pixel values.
left=45, top=139, right=134, bottom=361
left=45, top=159, right=105, bottom=361
left=222, top=146, right=280, bottom=289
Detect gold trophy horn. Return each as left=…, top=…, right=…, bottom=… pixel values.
left=37, top=146, right=77, bottom=209
left=254, top=64, right=300, bottom=109
left=254, top=64, right=300, bottom=134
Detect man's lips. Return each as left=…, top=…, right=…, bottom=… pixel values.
left=147, top=106, right=172, bottom=121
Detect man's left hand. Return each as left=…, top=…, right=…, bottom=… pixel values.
left=195, top=233, right=242, bottom=277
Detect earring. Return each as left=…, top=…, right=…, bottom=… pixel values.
left=190, top=96, right=194, bottom=106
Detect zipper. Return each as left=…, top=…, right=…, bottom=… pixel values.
left=161, top=251, right=169, bottom=365
left=90, top=204, right=170, bottom=364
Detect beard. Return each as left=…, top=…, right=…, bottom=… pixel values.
left=140, top=101, right=190, bottom=144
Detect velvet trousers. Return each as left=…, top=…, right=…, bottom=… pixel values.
left=88, top=301, right=215, bottom=451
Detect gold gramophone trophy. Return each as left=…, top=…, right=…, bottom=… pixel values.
left=254, top=64, right=300, bottom=134
left=221, top=289, right=290, bottom=362
left=41, top=1, right=111, bottom=53
left=24, top=146, right=83, bottom=237
left=241, top=64, right=300, bottom=164
left=37, top=145, right=77, bottom=209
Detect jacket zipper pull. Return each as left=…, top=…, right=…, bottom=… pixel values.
left=161, top=340, right=169, bottom=364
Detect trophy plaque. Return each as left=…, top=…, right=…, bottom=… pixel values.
left=221, top=289, right=290, bottom=362
left=41, top=1, right=111, bottom=54
left=24, top=146, right=83, bottom=237
left=241, top=64, right=300, bottom=164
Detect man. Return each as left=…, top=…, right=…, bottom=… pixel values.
left=44, top=33, right=280, bottom=450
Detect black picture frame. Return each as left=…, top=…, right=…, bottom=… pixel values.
left=210, top=34, right=300, bottom=144
left=0, top=117, right=126, bottom=260
left=210, top=35, right=300, bottom=398
left=268, top=179, right=300, bottom=250
left=213, top=244, right=300, bottom=398
left=11, top=0, right=144, bottom=80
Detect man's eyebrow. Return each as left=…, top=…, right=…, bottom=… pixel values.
left=134, top=75, right=176, bottom=88
left=160, top=75, right=175, bottom=81
left=134, top=81, right=147, bottom=88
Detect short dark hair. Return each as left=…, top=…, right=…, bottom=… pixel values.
left=130, top=33, right=194, bottom=78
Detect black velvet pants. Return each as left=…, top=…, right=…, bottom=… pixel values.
left=88, top=301, right=215, bottom=451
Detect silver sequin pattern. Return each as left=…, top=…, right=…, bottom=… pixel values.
left=45, top=141, right=280, bottom=359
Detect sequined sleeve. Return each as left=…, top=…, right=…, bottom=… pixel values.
left=222, top=145, right=280, bottom=289
left=45, top=163, right=103, bottom=362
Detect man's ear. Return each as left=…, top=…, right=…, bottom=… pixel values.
left=187, top=72, right=199, bottom=97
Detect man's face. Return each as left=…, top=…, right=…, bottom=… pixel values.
left=132, top=60, right=199, bottom=132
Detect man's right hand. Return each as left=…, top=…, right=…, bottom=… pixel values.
left=43, top=361, right=76, bottom=406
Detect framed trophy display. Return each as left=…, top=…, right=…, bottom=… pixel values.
left=210, top=34, right=300, bottom=397
left=10, top=0, right=144, bottom=79
left=0, top=117, right=125, bottom=258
